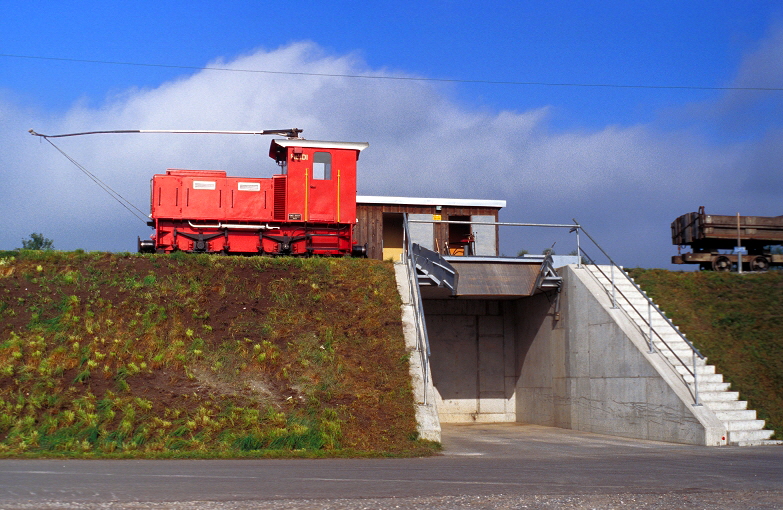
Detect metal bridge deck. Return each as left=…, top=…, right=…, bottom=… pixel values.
left=421, top=256, right=543, bottom=299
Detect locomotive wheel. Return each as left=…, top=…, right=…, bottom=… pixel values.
left=750, top=255, right=770, bottom=272
left=711, top=255, right=732, bottom=272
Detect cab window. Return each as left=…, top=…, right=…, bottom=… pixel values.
left=313, top=152, right=332, bottom=180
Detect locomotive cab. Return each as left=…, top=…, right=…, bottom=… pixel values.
left=267, top=139, right=368, bottom=226
left=145, top=137, right=368, bottom=256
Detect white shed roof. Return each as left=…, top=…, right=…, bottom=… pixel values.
left=357, top=196, right=506, bottom=208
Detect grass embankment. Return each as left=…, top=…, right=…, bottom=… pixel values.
left=0, top=251, right=435, bottom=458
left=628, top=269, right=783, bottom=439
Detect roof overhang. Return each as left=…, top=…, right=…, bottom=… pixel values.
left=270, top=139, right=369, bottom=152
left=357, top=196, right=506, bottom=209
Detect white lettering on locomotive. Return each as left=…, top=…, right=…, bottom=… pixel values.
left=192, top=181, right=216, bottom=190
left=237, top=182, right=261, bottom=191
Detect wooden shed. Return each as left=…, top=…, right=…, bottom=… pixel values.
left=355, top=196, right=506, bottom=260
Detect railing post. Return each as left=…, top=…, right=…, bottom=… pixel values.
left=576, top=228, right=582, bottom=268
left=692, top=354, right=701, bottom=407
left=610, top=264, right=618, bottom=309
left=647, top=301, right=654, bottom=353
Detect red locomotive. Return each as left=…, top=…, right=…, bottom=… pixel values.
left=138, top=134, right=369, bottom=256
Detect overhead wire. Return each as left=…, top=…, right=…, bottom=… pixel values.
left=16, top=47, right=781, bottom=228
left=2, top=52, right=782, bottom=92
left=39, top=137, right=149, bottom=224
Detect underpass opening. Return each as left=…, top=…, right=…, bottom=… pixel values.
left=423, top=290, right=558, bottom=424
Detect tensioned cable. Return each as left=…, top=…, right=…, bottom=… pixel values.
left=28, top=128, right=302, bottom=139
left=39, top=137, right=149, bottom=224
left=29, top=128, right=307, bottom=224
left=2, top=53, right=781, bottom=92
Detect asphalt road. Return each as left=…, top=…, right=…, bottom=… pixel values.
left=0, top=423, right=781, bottom=509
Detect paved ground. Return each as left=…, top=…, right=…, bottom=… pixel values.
left=0, top=423, right=781, bottom=509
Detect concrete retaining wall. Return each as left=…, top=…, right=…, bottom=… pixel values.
left=517, top=265, right=724, bottom=445
left=422, top=265, right=725, bottom=445
left=393, top=262, right=441, bottom=442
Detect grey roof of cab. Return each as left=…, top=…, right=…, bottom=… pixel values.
left=271, top=139, right=369, bottom=151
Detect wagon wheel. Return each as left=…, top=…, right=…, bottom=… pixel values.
left=750, top=255, right=770, bottom=272
left=711, top=255, right=732, bottom=272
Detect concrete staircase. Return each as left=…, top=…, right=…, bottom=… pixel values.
left=586, top=265, right=781, bottom=446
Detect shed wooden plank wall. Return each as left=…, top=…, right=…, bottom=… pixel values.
left=356, top=204, right=500, bottom=260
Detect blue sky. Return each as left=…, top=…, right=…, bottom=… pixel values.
left=2, top=1, right=783, bottom=267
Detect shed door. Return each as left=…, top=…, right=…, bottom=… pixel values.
left=382, top=213, right=404, bottom=261
left=472, top=215, right=497, bottom=256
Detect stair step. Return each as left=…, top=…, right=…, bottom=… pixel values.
left=682, top=373, right=723, bottom=384
left=698, top=391, right=740, bottom=402
left=621, top=295, right=650, bottom=302
left=623, top=301, right=655, bottom=310
left=632, top=322, right=679, bottom=333
left=725, top=419, right=767, bottom=431
left=688, top=382, right=731, bottom=392
left=631, top=320, right=677, bottom=331
left=655, top=327, right=686, bottom=335
left=714, top=410, right=756, bottom=421
left=632, top=319, right=675, bottom=328
left=669, top=359, right=709, bottom=370
left=652, top=334, right=689, bottom=342
left=728, top=429, right=775, bottom=443
left=703, top=400, right=748, bottom=411
left=623, top=301, right=662, bottom=309
left=655, top=340, right=695, bottom=349
left=614, top=292, right=651, bottom=300
left=658, top=346, right=704, bottom=359
left=663, top=354, right=707, bottom=366
left=653, top=340, right=693, bottom=352
left=663, top=348, right=702, bottom=359
left=654, top=331, right=688, bottom=340
left=676, top=365, right=715, bottom=375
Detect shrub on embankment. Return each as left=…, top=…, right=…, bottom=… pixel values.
left=0, top=251, right=434, bottom=457
left=629, top=268, right=783, bottom=439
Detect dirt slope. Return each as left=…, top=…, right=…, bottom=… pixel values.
left=0, top=251, right=435, bottom=457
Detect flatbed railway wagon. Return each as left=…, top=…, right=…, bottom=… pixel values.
left=671, top=206, right=783, bottom=271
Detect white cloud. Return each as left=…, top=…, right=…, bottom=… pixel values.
left=2, top=38, right=781, bottom=267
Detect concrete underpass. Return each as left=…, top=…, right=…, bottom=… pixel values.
left=411, top=260, right=755, bottom=446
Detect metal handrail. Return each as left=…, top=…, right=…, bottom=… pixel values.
left=575, top=224, right=705, bottom=358
left=400, top=213, right=706, bottom=406
left=574, top=222, right=705, bottom=406
left=580, top=250, right=701, bottom=404
left=407, top=219, right=580, bottom=229
left=402, top=214, right=431, bottom=405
